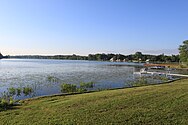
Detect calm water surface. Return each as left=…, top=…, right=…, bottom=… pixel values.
left=0, top=59, right=143, bottom=99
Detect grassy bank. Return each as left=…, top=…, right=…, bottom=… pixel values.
left=0, top=79, right=188, bottom=125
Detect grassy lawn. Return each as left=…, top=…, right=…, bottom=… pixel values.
left=0, top=79, right=188, bottom=125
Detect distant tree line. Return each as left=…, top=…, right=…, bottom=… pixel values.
left=0, top=53, right=9, bottom=59
left=88, top=52, right=179, bottom=63
left=10, top=54, right=88, bottom=60
left=3, top=40, right=188, bottom=64
left=9, top=52, right=180, bottom=63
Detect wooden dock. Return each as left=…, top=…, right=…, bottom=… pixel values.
left=134, top=71, right=188, bottom=77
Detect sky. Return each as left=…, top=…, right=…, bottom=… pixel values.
left=0, top=0, right=187, bottom=56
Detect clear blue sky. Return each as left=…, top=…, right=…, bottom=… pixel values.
left=0, top=0, right=187, bottom=55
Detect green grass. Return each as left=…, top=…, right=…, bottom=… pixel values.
left=0, top=79, right=188, bottom=125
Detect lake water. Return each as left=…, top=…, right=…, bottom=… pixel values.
left=0, top=59, right=143, bottom=99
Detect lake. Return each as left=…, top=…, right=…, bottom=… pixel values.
left=0, top=59, right=144, bottom=99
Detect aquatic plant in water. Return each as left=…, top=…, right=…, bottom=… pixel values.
left=78, top=82, right=94, bottom=92
left=60, top=82, right=95, bottom=93
left=23, top=87, right=33, bottom=96
left=1, top=86, right=34, bottom=110
left=47, top=76, right=60, bottom=83
left=8, top=87, right=16, bottom=96
left=80, top=82, right=94, bottom=89
left=60, top=83, right=77, bottom=93
left=0, top=92, right=15, bottom=110
left=7, top=87, right=34, bottom=97
left=132, top=77, right=148, bottom=87
left=16, top=88, right=22, bottom=96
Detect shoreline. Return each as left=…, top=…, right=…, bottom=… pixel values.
left=1, top=78, right=188, bottom=124
left=20, top=77, right=186, bottom=102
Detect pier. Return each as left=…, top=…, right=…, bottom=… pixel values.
left=134, top=71, right=188, bottom=77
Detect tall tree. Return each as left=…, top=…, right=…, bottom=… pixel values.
left=134, top=52, right=143, bottom=60
left=0, top=53, right=3, bottom=59
left=179, top=40, right=188, bottom=65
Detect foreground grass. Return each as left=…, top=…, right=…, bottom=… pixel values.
left=0, top=79, right=188, bottom=125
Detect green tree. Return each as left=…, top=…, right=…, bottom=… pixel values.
left=0, top=53, right=3, bottom=59
left=88, top=54, right=96, bottom=60
left=179, top=40, right=188, bottom=65
left=134, top=52, right=143, bottom=61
